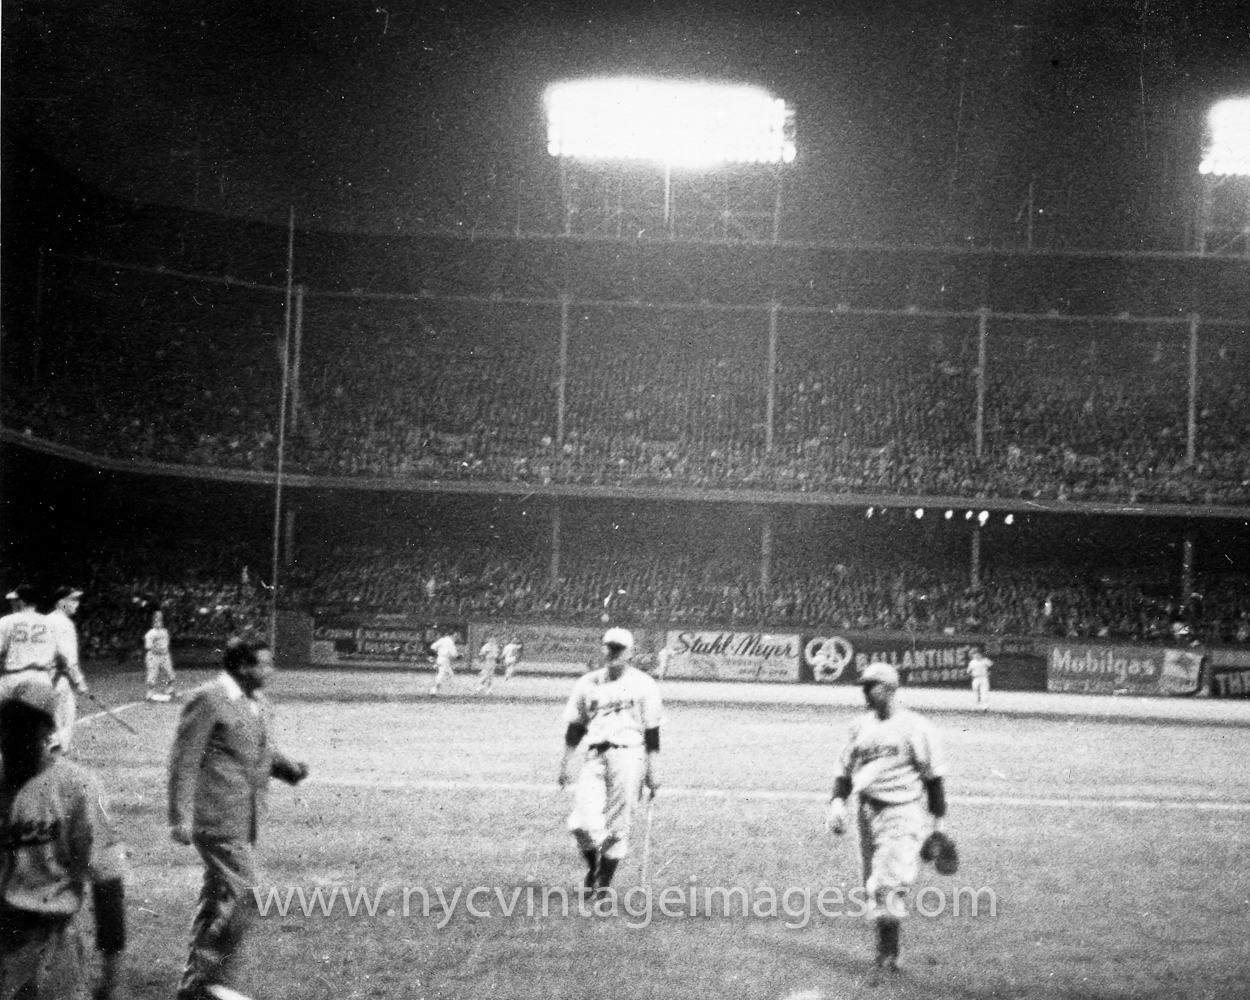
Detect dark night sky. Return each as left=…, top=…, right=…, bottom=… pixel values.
left=2, top=0, right=1248, bottom=247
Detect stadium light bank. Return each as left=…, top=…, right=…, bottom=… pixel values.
left=544, top=77, right=796, bottom=237
left=1198, top=97, right=1250, bottom=176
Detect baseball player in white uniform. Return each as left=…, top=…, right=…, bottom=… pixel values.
left=654, top=645, right=671, bottom=680
left=144, top=610, right=177, bottom=702
left=428, top=631, right=462, bottom=695
left=474, top=636, right=503, bottom=693
left=557, top=628, right=662, bottom=897
left=45, top=587, right=88, bottom=753
left=966, top=646, right=993, bottom=710
left=501, top=639, right=523, bottom=680
left=0, top=586, right=63, bottom=706
left=825, top=663, right=948, bottom=977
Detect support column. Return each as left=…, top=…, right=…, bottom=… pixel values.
left=284, top=509, right=296, bottom=567
left=557, top=294, right=569, bottom=447
left=970, top=525, right=982, bottom=593
left=1187, top=313, right=1200, bottom=467
left=291, top=284, right=305, bottom=433
left=765, top=300, right=778, bottom=453
left=760, top=510, right=773, bottom=596
left=549, top=500, right=562, bottom=590
left=976, top=308, right=988, bottom=460
left=1180, top=530, right=1195, bottom=614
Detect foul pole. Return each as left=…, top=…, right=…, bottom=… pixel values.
left=270, top=207, right=295, bottom=650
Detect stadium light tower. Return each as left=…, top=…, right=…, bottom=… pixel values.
left=1195, top=97, right=1250, bottom=255
left=544, top=77, right=796, bottom=240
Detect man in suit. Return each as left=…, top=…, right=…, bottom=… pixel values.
left=168, top=638, right=309, bottom=1000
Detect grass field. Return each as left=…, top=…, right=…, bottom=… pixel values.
left=70, top=666, right=1250, bottom=1000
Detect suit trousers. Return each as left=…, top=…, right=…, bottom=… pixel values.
left=178, top=836, right=256, bottom=999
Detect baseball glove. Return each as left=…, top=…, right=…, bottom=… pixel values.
left=920, top=830, right=959, bottom=875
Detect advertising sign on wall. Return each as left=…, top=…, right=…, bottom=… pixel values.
left=464, top=622, right=622, bottom=677
left=661, top=631, right=801, bottom=683
left=801, top=634, right=1048, bottom=690
left=1045, top=642, right=1202, bottom=696
left=309, top=614, right=464, bottom=668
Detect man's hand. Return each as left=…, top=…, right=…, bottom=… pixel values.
left=170, top=823, right=193, bottom=846
left=557, top=762, right=574, bottom=789
left=825, top=798, right=848, bottom=836
left=643, top=763, right=661, bottom=800
left=291, top=762, right=310, bottom=784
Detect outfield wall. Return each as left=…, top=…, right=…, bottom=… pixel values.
left=274, top=610, right=1209, bottom=696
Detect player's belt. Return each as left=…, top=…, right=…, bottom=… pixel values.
left=587, top=742, right=631, bottom=753
left=4, top=664, right=54, bottom=674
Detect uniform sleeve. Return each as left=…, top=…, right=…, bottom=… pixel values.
left=144, top=631, right=154, bottom=653
left=168, top=692, right=216, bottom=828
left=833, top=720, right=860, bottom=780
left=54, top=617, right=85, bottom=686
left=909, top=717, right=948, bottom=781
left=640, top=676, right=663, bottom=730
left=560, top=678, right=588, bottom=727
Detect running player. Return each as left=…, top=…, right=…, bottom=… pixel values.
left=1, top=678, right=127, bottom=999
left=428, top=630, right=462, bottom=695
left=825, top=663, right=948, bottom=978
left=144, top=609, right=177, bottom=702
left=557, top=628, right=662, bottom=898
left=501, top=638, right=523, bottom=680
left=966, top=645, right=993, bottom=711
left=474, top=635, right=503, bottom=693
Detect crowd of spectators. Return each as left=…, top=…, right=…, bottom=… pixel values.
left=5, top=266, right=1250, bottom=505
left=39, top=539, right=1250, bottom=658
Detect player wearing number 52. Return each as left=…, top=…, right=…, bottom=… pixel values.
left=168, top=639, right=308, bottom=1000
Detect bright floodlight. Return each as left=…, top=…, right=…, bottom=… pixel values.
left=544, top=77, right=796, bottom=168
left=1199, top=98, right=1250, bottom=176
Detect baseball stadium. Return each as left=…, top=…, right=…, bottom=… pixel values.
left=3, top=5, right=1250, bottom=999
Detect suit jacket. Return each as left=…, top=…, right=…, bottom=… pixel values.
left=167, top=673, right=301, bottom=842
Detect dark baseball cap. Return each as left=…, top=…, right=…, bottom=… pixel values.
left=53, top=586, right=84, bottom=602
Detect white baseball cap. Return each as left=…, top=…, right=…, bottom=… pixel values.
left=859, top=662, right=900, bottom=688
left=602, top=627, right=634, bottom=652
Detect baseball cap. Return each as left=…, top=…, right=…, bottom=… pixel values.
left=860, top=662, right=900, bottom=688
left=602, top=627, right=634, bottom=652
left=5, top=584, right=37, bottom=604
left=53, top=586, right=84, bottom=603
left=1, top=677, right=58, bottom=721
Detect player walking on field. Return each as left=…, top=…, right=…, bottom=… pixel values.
left=966, top=646, right=993, bottom=711
left=428, top=631, right=462, bottom=695
left=825, top=663, right=948, bottom=979
left=144, top=609, right=177, bottom=702
left=474, top=635, right=503, bottom=693
left=45, top=586, right=89, bottom=754
left=1, top=678, right=128, bottom=1000
left=558, top=628, right=662, bottom=898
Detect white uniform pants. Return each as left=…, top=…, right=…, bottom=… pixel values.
left=857, top=797, right=927, bottom=919
left=53, top=676, right=77, bottom=753
left=146, top=653, right=176, bottom=692
left=971, top=677, right=990, bottom=706
left=567, top=745, right=645, bottom=861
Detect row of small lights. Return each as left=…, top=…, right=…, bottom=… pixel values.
left=866, top=507, right=1016, bottom=526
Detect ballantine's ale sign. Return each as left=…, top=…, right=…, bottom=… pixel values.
left=664, top=631, right=801, bottom=683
